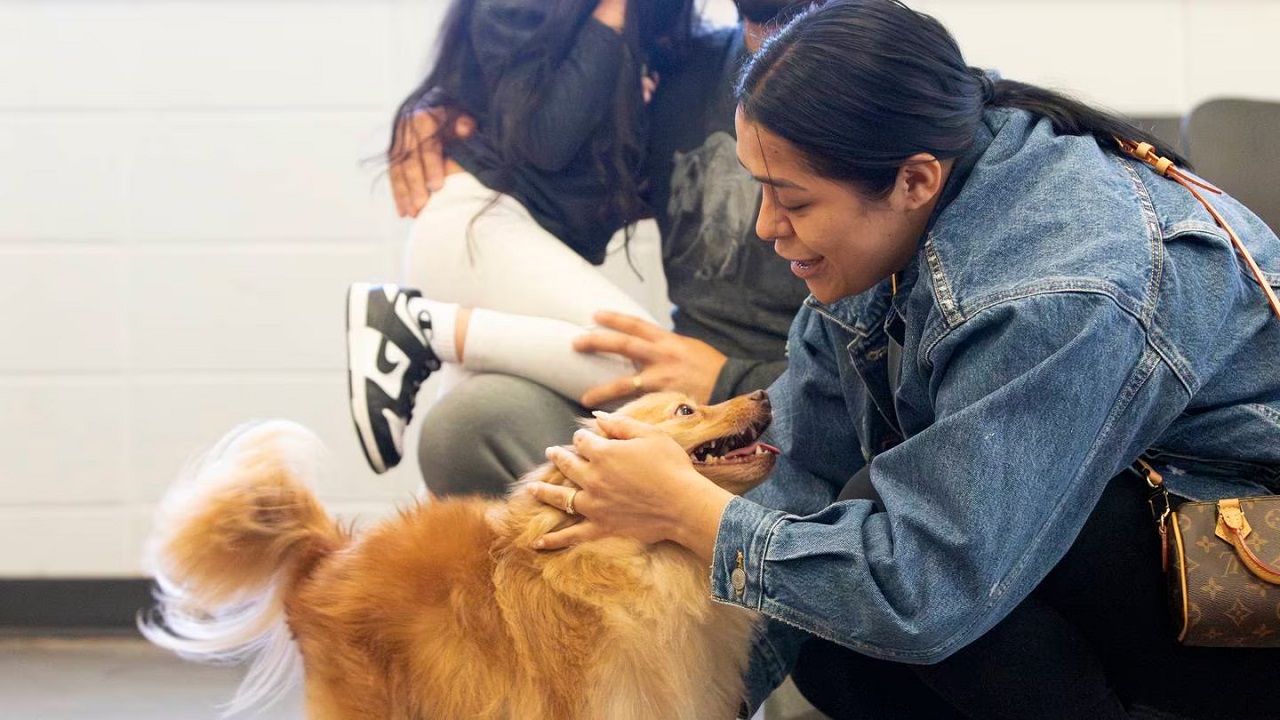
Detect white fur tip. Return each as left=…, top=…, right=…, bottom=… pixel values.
left=140, top=418, right=323, bottom=717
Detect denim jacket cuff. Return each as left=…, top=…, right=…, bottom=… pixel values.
left=710, top=496, right=786, bottom=609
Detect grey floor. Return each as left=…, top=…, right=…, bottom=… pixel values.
left=0, top=633, right=828, bottom=720
left=0, top=634, right=304, bottom=720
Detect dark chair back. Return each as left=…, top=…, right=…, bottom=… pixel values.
left=1184, top=98, right=1280, bottom=233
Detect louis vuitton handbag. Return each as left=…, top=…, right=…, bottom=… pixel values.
left=1120, top=139, right=1280, bottom=648
left=1136, top=459, right=1280, bottom=647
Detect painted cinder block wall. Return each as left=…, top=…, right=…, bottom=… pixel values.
left=1, top=0, right=1277, bottom=577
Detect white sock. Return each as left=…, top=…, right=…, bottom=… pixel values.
left=407, top=296, right=460, bottom=364
left=461, top=308, right=636, bottom=404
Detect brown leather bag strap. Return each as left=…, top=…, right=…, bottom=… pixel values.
left=1215, top=499, right=1280, bottom=584
left=1121, top=143, right=1280, bottom=567
left=1116, top=138, right=1280, bottom=323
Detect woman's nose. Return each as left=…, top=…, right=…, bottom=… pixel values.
left=755, top=190, right=790, bottom=242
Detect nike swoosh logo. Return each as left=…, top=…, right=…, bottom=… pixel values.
left=376, top=338, right=399, bottom=375
left=350, top=326, right=409, bottom=400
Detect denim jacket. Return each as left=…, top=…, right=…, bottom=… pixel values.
left=710, top=108, right=1280, bottom=712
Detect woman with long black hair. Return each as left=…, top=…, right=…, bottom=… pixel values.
left=534, top=1, right=1280, bottom=716
left=345, top=0, right=696, bottom=474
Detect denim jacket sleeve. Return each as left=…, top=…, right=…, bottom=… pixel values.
left=471, top=0, right=626, bottom=171
left=714, top=289, right=1190, bottom=710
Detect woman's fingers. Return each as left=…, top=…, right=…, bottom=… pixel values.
left=535, top=521, right=607, bottom=550
left=587, top=413, right=652, bottom=441
left=593, top=310, right=667, bottom=341
left=530, top=479, right=584, bottom=515
left=544, top=444, right=588, bottom=481
left=571, top=427, right=609, bottom=455
left=409, top=111, right=446, bottom=195
left=527, top=479, right=607, bottom=550
left=578, top=375, right=641, bottom=408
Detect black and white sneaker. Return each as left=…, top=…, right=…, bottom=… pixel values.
left=346, top=283, right=441, bottom=473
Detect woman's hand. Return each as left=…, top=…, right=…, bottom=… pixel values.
left=591, top=0, right=627, bottom=32
left=573, top=311, right=728, bottom=408
left=531, top=413, right=733, bottom=561
left=388, top=107, right=475, bottom=218
left=642, top=71, right=659, bottom=104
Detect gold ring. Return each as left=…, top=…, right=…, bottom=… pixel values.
left=631, top=374, right=644, bottom=392
left=564, top=488, right=579, bottom=516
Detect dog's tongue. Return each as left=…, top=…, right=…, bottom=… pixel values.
left=723, top=442, right=781, bottom=459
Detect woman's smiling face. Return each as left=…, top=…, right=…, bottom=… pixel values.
left=735, top=107, right=937, bottom=304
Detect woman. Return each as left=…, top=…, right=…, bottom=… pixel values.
left=347, top=0, right=696, bottom=473
left=532, top=0, right=1280, bottom=717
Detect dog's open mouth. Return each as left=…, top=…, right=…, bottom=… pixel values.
left=688, top=427, right=780, bottom=465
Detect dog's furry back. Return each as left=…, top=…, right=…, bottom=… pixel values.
left=142, top=418, right=758, bottom=719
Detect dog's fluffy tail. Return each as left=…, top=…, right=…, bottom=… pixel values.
left=139, top=419, right=341, bottom=717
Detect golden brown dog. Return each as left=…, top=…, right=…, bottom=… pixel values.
left=140, top=390, right=777, bottom=719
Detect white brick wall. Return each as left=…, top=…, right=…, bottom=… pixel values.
left=0, top=0, right=1276, bottom=577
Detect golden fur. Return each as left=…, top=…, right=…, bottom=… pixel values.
left=141, top=391, right=775, bottom=719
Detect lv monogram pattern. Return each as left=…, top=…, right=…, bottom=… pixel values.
left=1168, top=497, right=1280, bottom=647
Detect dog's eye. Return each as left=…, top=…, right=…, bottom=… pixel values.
left=675, top=404, right=695, bottom=416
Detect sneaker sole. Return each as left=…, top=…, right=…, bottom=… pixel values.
left=346, top=283, right=389, bottom=474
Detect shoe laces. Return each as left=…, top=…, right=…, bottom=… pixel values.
left=392, top=307, right=440, bottom=422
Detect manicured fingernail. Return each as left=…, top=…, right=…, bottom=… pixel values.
left=533, top=539, right=545, bottom=549
left=591, top=411, right=609, bottom=419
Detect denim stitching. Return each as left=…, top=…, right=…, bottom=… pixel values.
left=1112, top=154, right=1165, bottom=324
left=924, top=233, right=964, bottom=327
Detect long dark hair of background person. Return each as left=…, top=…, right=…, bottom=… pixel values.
left=391, top=0, right=696, bottom=227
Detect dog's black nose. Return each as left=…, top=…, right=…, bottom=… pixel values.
left=748, top=390, right=770, bottom=409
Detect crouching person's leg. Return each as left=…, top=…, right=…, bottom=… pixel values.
left=416, top=373, right=586, bottom=498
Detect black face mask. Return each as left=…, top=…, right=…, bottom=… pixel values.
left=732, top=0, right=808, bottom=24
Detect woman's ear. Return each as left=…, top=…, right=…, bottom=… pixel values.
left=893, top=153, right=947, bottom=211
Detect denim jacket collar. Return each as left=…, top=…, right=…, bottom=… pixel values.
left=802, top=258, right=922, bottom=442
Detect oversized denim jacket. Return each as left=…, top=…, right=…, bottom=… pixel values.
left=712, top=108, right=1280, bottom=712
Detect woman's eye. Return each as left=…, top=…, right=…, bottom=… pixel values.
left=675, top=404, right=695, bottom=416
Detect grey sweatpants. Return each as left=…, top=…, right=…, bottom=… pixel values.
left=416, top=373, right=588, bottom=498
